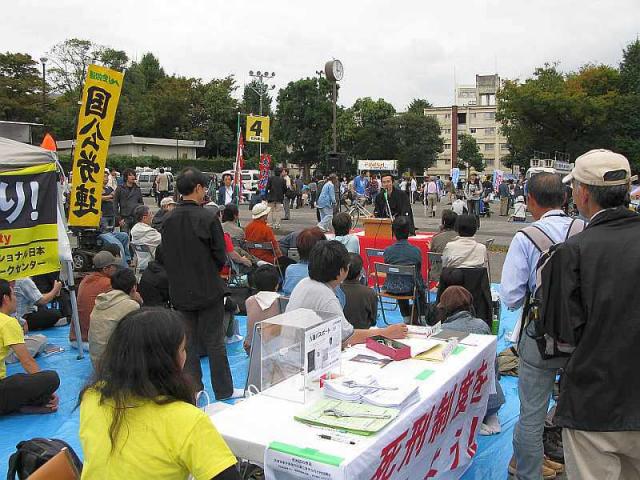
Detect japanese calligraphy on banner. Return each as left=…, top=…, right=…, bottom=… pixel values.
left=263, top=339, right=496, bottom=480
left=0, top=164, right=59, bottom=280
left=246, top=115, right=270, bottom=143
left=68, top=64, right=124, bottom=227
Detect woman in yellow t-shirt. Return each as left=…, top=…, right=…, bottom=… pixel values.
left=79, top=308, right=239, bottom=480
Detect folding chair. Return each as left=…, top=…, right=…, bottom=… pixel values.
left=374, top=263, right=418, bottom=325
left=364, top=247, right=386, bottom=287
left=484, top=238, right=495, bottom=282
left=131, top=243, right=153, bottom=279
left=245, top=241, right=283, bottom=282
left=427, top=252, right=443, bottom=303
left=277, top=296, right=289, bottom=313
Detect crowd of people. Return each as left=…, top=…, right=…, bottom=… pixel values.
left=1, top=148, right=639, bottom=479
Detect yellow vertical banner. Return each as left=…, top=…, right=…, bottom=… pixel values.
left=246, top=115, right=270, bottom=143
left=68, top=64, right=124, bottom=227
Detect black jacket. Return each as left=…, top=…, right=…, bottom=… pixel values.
left=138, top=260, right=170, bottom=307
left=113, top=184, right=143, bottom=219
left=544, top=207, right=640, bottom=431
left=374, top=187, right=415, bottom=234
left=266, top=175, right=286, bottom=203
left=160, top=200, right=227, bottom=311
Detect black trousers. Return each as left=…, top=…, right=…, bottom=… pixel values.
left=0, top=371, right=60, bottom=415
left=180, top=302, right=233, bottom=400
left=24, top=308, right=62, bottom=331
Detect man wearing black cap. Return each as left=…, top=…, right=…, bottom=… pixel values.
left=543, top=149, right=640, bottom=478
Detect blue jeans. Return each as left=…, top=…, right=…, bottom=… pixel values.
left=512, top=322, right=566, bottom=479
left=99, top=232, right=131, bottom=265
left=317, top=206, right=334, bottom=231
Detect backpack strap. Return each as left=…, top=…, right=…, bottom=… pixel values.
left=565, top=218, right=586, bottom=240
left=520, top=226, right=556, bottom=253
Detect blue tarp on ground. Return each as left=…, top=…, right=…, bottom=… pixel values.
left=0, top=293, right=519, bottom=479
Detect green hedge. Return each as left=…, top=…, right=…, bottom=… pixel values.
left=57, top=154, right=259, bottom=174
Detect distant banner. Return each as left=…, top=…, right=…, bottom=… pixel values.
left=358, top=160, right=397, bottom=171
left=0, top=163, right=59, bottom=280
left=68, top=64, right=124, bottom=227
left=450, top=168, right=460, bottom=186
left=246, top=115, right=270, bottom=143
left=259, top=153, right=271, bottom=191
left=493, top=169, right=504, bottom=190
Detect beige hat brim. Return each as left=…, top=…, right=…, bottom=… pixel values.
left=562, top=172, right=574, bottom=184
left=252, top=207, right=271, bottom=219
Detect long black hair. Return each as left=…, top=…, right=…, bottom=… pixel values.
left=79, top=308, right=195, bottom=452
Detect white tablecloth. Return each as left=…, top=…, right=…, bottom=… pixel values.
left=211, top=334, right=497, bottom=480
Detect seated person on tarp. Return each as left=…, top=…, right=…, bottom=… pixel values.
left=89, top=268, right=142, bottom=370
left=383, top=216, right=427, bottom=324
left=0, top=279, right=59, bottom=415
left=287, top=240, right=408, bottom=346
left=442, top=214, right=487, bottom=269
left=245, top=203, right=296, bottom=274
left=139, top=246, right=170, bottom=308
left=79, top=308, right=240, bottom=479
left=332, top=212, right=360, bottom=254
left=430, top=209, right=458, bottom=255
left=244, top=265, right=281, bottom=355
left=438, top=285, right=505, bottom=435
left=151, top=196, right=176, bottom=233
left=14, top=276, right=64, bottom=331
left=73, top=251, right=120, bottom=349
left=342, top=253, right=377, bottom=329
left=282, top=227, right=326, bottom=295
left=130, top=205, right=162, bottom=272
left=221, top=205, right=261, bottom=273
left=32, top=271, right=72, bottom=324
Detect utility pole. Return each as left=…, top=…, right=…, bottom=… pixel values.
left=248, top=70, right=276, bottom=158
left=39, top=57, right=48, bottom=125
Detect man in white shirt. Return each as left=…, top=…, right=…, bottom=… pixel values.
left=442, top=214, right=486, bottom=268
left=425, top=176, right=440, bottom=217
left=410, top=177, right=417, bottom=204
left=287, top=240, right=407, bottom=345
left=130, top=205, right=162, bottom=272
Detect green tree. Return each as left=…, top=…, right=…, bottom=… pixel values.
left=274, top=77, right=333, bottom=174
left=407, top=98, right=432, bottom=115
left=620, top=39, right=640, bottom=94
left=99, top=48, right=128, bottom=71
left=0, top=52, right=42, bottom=121
left=457, top=133, right=485, bottom=171
left=241, top=79, right=273, bottom=116
left=391, top=112, right=443, bottom=173
left=351, top=97, right=397, bottom=159
left=46, top=38, right=102, bottom=94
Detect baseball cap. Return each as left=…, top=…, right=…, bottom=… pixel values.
left=562, top=149, right=631, bottom=186
left=160, top=196, right=176, bottom=207
left=93, top=251, right=120, bottom=269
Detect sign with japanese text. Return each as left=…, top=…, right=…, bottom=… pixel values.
left=0, top=163, right=60, bottom=280
left=246, top=115, right=270, bottom=143
left=68, top=64, right=124, bottom=227
left=358, top=160, right=397, bottom=172
left=263, top=339, right=496, bottom=480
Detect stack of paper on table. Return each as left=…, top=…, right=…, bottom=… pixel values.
left=324, top=375, right=420, bottom=409
left=294, top=398, right=399, bottom=436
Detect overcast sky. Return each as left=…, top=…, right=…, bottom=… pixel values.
left=3, top=0, right=639, bottom=110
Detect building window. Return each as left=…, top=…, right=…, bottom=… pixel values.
left=500, top=143, right=509, bottom=151
left=444, top=144, right=451, bottom=150
left=458, top=113, right=467, bottom=124
left=444, top=158, right=451, bottom=164
left=470, top=113, right=477, bottom=120
left=484, top=143, right=495, bottom=151
left=485, top=127, right=495, bottom=135
left=469, top=128, right=476, bottom=134
left=141, top=145, right=147, bottom=152
left=444, top=113, right=451, bottom=119
left=484, top=112, right=496, bottom=120
left=426, top=114, right=436, bottom=119
left=485, top=158, right=495, bottom=166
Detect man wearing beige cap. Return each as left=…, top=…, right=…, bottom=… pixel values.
left=542, top=149, right=640, bottom=479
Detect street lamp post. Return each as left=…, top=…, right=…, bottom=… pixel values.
left=175, top=127, right=179, bottom=161
left=248, top=70, right=276, bottom=157
left=39, top=57, right=48, bottom=124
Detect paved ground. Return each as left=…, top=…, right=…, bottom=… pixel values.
left=146, top=196, right=525, bottom=283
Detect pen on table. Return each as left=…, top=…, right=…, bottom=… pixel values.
left=318, top=433, right=357, bottom=445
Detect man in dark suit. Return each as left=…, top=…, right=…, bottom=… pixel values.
left=374, top=173, right=415, bottom=235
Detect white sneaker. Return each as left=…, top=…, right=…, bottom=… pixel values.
left=220, top=388, right=246, bottom=401
left=479, top=413, right=501, bottom=435
left=225, top=334, right=244, bottom=344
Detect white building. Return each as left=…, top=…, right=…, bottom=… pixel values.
left=57, top=135, right=206, bottom=160
left=424, top=74, right=509, bottom=176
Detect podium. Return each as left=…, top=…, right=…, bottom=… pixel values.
left=363, top=218, right=393, bottom=239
